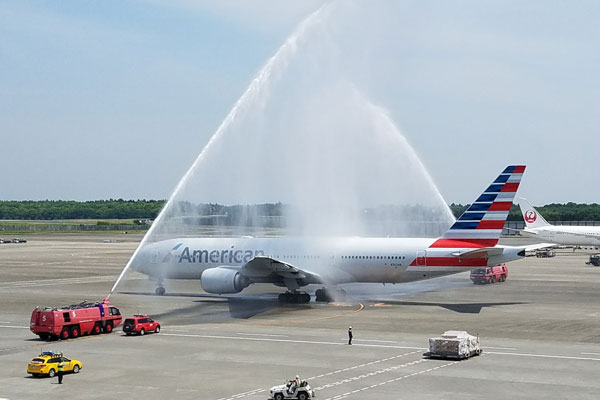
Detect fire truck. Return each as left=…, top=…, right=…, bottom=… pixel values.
left=30, top=298, right=122, bottom=340
left=470, top=264, right=508, bottom=284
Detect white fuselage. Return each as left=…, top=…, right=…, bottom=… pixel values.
left=131, top=237, right=524, bottom=286
left=521, top=226, right=600, bottom=246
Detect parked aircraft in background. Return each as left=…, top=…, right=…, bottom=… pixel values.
left=131, top=166, right=545, bottom=303
left=516, top=198, right=600, bottom=247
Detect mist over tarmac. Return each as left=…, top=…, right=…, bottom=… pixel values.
left=146, top=1, right=454, bottom=243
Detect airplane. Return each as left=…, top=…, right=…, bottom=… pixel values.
left=515, top=197, right=600, bottom=247
left=130, top=165, right=542, bottom=303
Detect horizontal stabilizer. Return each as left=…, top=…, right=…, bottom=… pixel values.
left=523, top=243, right=557, bottom=252
left=451, top=247, right=505, bottom=258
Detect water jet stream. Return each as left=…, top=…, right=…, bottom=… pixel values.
left=108, top=3, right=334, bottom=297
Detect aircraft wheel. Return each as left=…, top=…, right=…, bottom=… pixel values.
left=300, top=293, right=311, bottom=303
left=278, top=293, right=289, bottom=303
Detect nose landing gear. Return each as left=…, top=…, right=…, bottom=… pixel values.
left=155, top=279, right=166, bottom=295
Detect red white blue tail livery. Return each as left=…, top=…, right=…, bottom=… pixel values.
left=432, top=165, right=525, bottom=248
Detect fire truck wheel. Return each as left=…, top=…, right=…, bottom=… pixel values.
left=70, top=326, right=80, bottom=338
left=140, top=328, right=145, bottom=336
left=48, top=369, right=56, bottom=378
left=73, top=365, right=80, bottom=373
left=38, top=333, right=49, bottom=340
left=92, top=324, right=102, bottom=335
left=104, top=322, right=113, bottom=334
left=60, top=328, right=70, bottom=340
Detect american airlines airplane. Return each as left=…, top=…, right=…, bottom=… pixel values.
left=516, top=197, right=600, bottom=247
left=131, top=165, right=540, bottom=303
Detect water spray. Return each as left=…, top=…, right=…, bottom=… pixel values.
left=107, top=3, right=334, bottom=299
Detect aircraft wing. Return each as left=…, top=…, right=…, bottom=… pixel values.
left=241, top=256, right=323, bottom=284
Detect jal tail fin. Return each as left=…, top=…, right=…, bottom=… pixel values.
left=515, top=197, right=550, bottom=229
left=430, top=165, right=526, bottom=248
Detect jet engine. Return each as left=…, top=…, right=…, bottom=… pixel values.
left=200, top=266, right=251, bottom=294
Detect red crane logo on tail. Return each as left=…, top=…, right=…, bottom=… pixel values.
left=525, top=210, right=537, bottom=223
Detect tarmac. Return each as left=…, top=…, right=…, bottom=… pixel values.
left=1, top=234, right=599, bottom=399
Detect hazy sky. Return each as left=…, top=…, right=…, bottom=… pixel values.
left=1, top=1, right=599, bottom=204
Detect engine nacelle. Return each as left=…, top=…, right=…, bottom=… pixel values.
left=201, top=266, right=251, bottom=294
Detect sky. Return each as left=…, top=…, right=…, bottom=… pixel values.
left=1, top=0, right=599, bottom=205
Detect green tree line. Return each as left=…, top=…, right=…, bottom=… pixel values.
left=1, top=200, right=599, bottom=221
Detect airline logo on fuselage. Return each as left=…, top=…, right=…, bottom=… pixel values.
left=179, top=246, right=265, bottom=265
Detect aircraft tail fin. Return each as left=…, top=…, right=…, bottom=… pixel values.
left=515, top=197, right=551, bottom=229
left=430, top=165, right=526, bottom=249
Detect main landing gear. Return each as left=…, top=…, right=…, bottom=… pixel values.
left=315, top=287, right=346, bottom=303
left=278, top=291, right=311, bottom=304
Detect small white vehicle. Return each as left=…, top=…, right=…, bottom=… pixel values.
left=269, top=379, right=315, bottom=400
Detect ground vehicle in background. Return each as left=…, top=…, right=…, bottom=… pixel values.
left=536, top=249, right=555, bottom=258
left=586, top=254, right=600, bottom=267
left=122, top=315, right=161, bottom=336
left=27, top=351, right=82, bottom=377
left=30, top=298, right=122, bottom=340
left=470, top=264, right=508, bottom=284
left=426, top=331, right=481, bottom=360
left=269, top=378, right=315, bottom=400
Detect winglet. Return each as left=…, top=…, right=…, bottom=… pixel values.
left=430, top=165, right=525, bottom=249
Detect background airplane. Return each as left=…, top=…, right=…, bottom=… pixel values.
left=516, top=197, right=600, bottom=247
left=130, top=165, right=544, bottom=303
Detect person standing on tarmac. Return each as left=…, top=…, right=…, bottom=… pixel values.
left=57, top=359, right=65, bottom=384
left=348, top=326, right=353, bottom=345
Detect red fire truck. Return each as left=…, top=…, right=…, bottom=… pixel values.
left=30, top=298, right=122, bottom=340
left=470, top=264, right=509, bottom=284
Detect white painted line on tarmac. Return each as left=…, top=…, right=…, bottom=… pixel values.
left=217, top=350, right=423, bottom=400
left=487, top=351, right=600, bottom=362
left=315, top=359, right=427, bottom=391
left=581, top=352, right=600, bottom=356
left=0, top=325, right=29, bottom=329
left=322, top=360, right=459, bottom=400
left=485, top=346, right=517, bottom=350
left=0, top=321, right=12, bottom=324
left=236, top=332, right=288, bottom=337
left=340, top=338, right=400, bottom=344
left=0, top=275, right=144, bottom=289
left=162, top=332, right=425, bottom=350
